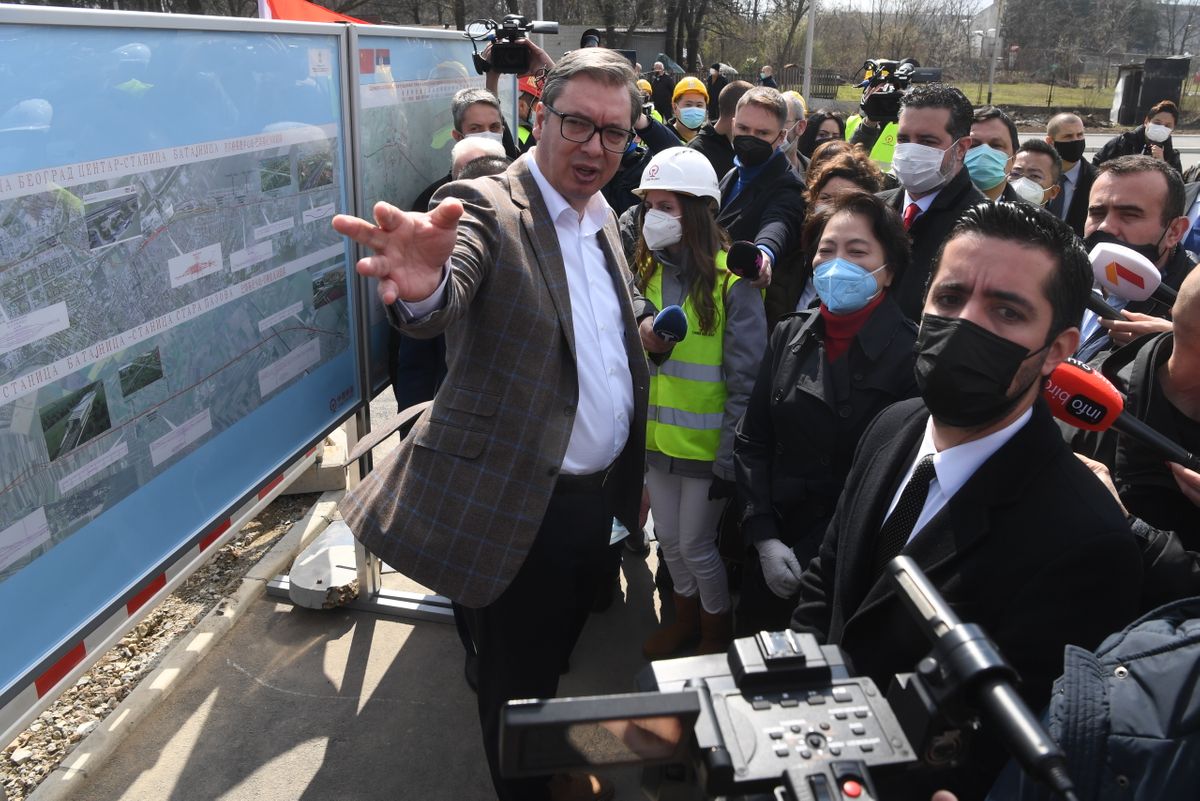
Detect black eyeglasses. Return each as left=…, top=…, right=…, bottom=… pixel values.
left=543, top=104, right=635, bottom=153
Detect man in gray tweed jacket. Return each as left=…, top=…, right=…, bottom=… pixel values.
left=333, top=47, right=652, bottom=801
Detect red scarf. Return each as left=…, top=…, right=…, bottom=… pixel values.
left=820, top=292, right=886, bottom=361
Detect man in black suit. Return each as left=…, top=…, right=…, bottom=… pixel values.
left=878, top=84, right=985, bottom=320
left=1044, top=112, right=1096, bottom=237
left=716, top=86, right=807, bottom=326
left=791, top=202, right=1142, bottom=799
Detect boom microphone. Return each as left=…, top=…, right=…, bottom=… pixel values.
left=1089, top=241, right=1179, bottom=307
left=726, top=241, right=762, bottom=280
left=887, top=556, right=1080, bottom=801
left=652, top=305, right=688, bottom=343
left=1042, top=358, right=1200, bottom=471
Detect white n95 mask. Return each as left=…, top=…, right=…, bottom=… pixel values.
left=642, top=209, right=683, bottom=251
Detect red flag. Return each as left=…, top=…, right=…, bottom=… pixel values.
left=257, top=0, right=367, bottom=23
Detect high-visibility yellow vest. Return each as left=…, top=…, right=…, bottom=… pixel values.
left=518, top=124, right=532, bottom=144
left=845, top=115, right=899, bottom=171
left=645, top=251, right=734, bottom=462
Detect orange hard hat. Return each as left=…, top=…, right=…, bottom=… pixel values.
left=518, top=75, right=542, bottom=99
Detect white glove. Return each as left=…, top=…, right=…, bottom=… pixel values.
left=756, top=538, right=802, bottom=599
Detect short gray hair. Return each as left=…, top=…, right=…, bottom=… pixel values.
left=541, top=48, right=639, bottom=127
left=451, top=88, right=501, bottom=132
left=451, top=135, right=506, bottom=176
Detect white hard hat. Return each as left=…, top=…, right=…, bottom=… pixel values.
left=633, top=147, right=720, bottom=203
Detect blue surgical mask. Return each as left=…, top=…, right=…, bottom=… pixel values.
left=813, top=257, right=887, bottom=314
left=679, top=106, right=707, bottom=130
left=964, top=144, right=1011, bottom=191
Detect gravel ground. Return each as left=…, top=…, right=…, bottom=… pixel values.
left=0, top=491, right=322, bottom=801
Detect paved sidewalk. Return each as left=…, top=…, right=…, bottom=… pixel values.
left=49, top=548, right=663, bottom=801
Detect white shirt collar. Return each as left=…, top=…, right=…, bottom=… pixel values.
left=524, top=149, right=611, bottom=236
left=913, top=405, right=1034, bottom=501
left=903, top=188, right=940, bottom=214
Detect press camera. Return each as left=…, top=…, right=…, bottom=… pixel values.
left=500, top=558, right=1081, bottom=801
left=466, top=15, right=559, bottom=75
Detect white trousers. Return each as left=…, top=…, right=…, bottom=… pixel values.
left=645, top=465, right=730, bottom=614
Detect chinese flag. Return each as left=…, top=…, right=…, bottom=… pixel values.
left=257, top=0, right=367, bottom=23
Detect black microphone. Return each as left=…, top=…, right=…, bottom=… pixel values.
left=1043, top=359, right=1200, bottom=472
left=1085, top=293, right=1123, bottom=321
left=726, top=240, right=762, bottom=280
left=888, top=557, right=1080, bottom=801
left=1153, top=283, right=1179, bottom=306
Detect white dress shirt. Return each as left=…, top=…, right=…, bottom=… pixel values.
left=394, top=154, right=634, bottom=475
left=902, top=188, right=939, bottom=223
left=883, top=407, right=1034, bottom=545
left=525, top=155, right=633, bottom=474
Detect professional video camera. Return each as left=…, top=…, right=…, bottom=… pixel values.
left=499, top=557, right=1081, bottom=801
left=465, top=15, right=559, bottom=75
left=856, top=58, right=919, bottom=123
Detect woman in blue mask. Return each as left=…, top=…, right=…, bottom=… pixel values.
left=733, top=191, right=919, bottom=634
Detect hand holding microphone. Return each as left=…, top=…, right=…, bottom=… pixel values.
left=727, top=241, right=773, bottom=288
left=640, top=305, right=687, bottom=364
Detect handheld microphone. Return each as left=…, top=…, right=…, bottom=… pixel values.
left=652, top=305, right=688, bottom=343
left=1088, top=241, right=1178, bottom=307
left=1085, top=292, right=1123, bottom=321
left=1042, top=358, right=1200, bottom=471
left=726, top=241, right=762, bottom=280
left=887, top=556, right=1079, bottom=801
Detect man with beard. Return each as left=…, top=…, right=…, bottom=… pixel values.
left=1076, top=155, right=1195, bottom=359
left=790, top=201, right=1141, bottom=800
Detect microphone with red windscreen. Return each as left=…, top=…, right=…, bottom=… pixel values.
left=726, top=241, right=762, bottom=280
left=1043, top=358, right=1200, bottom=471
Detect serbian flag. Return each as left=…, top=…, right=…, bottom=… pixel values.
left=257, top=0, right=367, bottom=23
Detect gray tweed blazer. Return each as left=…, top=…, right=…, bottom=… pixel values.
left=340, top=155, right=650, bottom=608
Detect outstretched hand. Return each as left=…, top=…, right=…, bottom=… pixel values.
left=332, top=199, right=464, bottom=305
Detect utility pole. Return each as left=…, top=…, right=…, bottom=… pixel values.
left=986, top=0, right=1004, bottom=105
left=802, top=0, right=816, bottom=100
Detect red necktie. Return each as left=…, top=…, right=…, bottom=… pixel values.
left=903, top=202, right=919, bottom=231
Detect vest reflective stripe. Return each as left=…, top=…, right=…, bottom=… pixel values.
left=845, top=116, right=898, bottom=171
left=644, top=251, right=734, bottom=461
left=647, top=404, right=725, bottom=431
left=649, top=360, right=724, bottom=382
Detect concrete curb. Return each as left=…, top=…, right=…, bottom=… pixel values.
left=27, top=491, right=344, bottom=801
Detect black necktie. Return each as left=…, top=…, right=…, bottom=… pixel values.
left=1048, top=173, right=1068, bottom=218
left=874, top=455, right=937, bottom=576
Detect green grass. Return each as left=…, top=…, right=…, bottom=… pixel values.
left=833, top=81, right=1115, bottom=109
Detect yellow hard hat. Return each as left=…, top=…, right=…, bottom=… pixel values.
left=637, top=78, right=652, bottom=94
left=672, top=76, right=709, bottom=104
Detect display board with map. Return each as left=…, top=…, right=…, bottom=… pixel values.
left=0, top=7, right=360, bottom=728
left=350, top=26, right=514, bottom=393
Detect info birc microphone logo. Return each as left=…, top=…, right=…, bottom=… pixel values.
left=1043, top=361, right=1108, bottom=427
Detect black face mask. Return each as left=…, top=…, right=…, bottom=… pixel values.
left=1083, top=229, right=1166, bottom=265
left=734, top=135, right=775, bottom=167
left=914, top=315, right=1045, bottom=428
left=1052, top=139, right=1086, bottom=164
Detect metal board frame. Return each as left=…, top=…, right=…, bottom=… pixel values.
left=0, top=5, right=365, bottom=746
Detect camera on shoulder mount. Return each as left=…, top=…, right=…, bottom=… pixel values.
left=466, top=15, right=559, bottom=75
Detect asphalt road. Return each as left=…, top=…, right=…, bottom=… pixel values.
left=1079, top=132, right=1200, bottom=170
